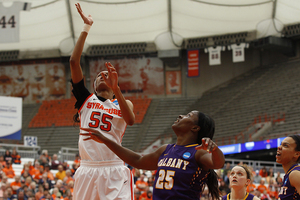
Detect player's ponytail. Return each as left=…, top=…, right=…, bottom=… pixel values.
left=196, top=112, right=220, bottom=199
left=206, top=169, right=220, bottom=200
left=73, top=112, right=80, bottom=123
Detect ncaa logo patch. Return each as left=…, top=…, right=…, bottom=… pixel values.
left=113, top=99, right=119, bottom=106
left=183, top=152, right=191, bottom=159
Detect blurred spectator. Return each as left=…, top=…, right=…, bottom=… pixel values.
left=259, top=166, right=268, bottom=177
left=11, top=148, right=21, bottom=164
left=224, top=170, right=231, bottom=186
left=38, top=155, right=49, bottom=169
left=65, top=181, right=74, bottom=198
left=29, top=161, right=41, bottom=177
left=21, top=170, right=32, bottom=184
left=0, top=183, right=7, bottom=198
left=38, top=173, right=52, bottom=190
left=1, top=175, right=9, bottom=186
left=2, top=160, right=15, bottom=178
left=28, top=182, right=37, bottom=196
left=13, top=188, right=28, bottom=200
left=3, top=150, right=12, bottom=165
left=222, top=162, right=231, bottom=180
left=133, top=168, right=141, bottom=184
left=138, top=188, right=153, bottom=200
left=32, top=166, right=44, bottom=183
left=51, top=154, right=62, bottom=170
left=135, top=174, right=148, bottom=193
left=0, top=155, right=7, bottom=168
left=35, top=184, right=44, bottom=200
left=62, top=161, right=69, bottom=171
left=5, top=186, right=14, bottom=199
left=24, top=176, right=32, bottom=187
left=41, top=150, right=51, bottom=163
left=21, top=163, right=30, bottom=176
left=55, top=165, right=66, bottom=181
left=247, top=179, right=256, bottom=193
left=134, top=188, right=141, bottom=200
left=73, top=154, right=80, bottom=165
left=51, top=187, right=63, bottom=200
left=266, top=167, right=275, bottom=184
left=44, top=164, right=54, bottom=181
left=260, top=190, right=272, bottom=200
left=10, top=175, right=21, bottom=195
left=275, top=171, right=283, bottom=187
left=63, top=170, right=73, bottom=184
left=253, top=170, right=262, bottom=184
left=219, top=179, right=230, bottom=194
left=39, top=189, right=53, bottom=200
left=257, top=179, right=267, bottom=194
left=70, top=163, right=79, bottom=177
left=55, top=180, right=65, bottom=197
left=63, top=189, right=72, bottom=200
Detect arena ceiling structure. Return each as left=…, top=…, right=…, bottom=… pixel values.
left=1, top=0, right=300, bottom=59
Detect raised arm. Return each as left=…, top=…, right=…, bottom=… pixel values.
left=102, top=62, right=135, bottom=125
left=69, top=3, right=93, bottom=84
left=80, top=127, right=165, bottom=170
left=195, top=138, right=225, bottom=171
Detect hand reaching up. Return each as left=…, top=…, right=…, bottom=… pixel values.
left=101, top=62, right=119, bottom=90
left=195, top=138, right=217, bottom=153
left=75, top=3, right=93, bottom=26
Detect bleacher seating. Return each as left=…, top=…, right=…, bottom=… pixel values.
left=28, top=96, right=151, bottom=128
left=28, top=97, right=77, bottom=128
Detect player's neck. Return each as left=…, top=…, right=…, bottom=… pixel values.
left=96, top=90, right=113, bottom=100
left=230, top=189, right=247, bottom=200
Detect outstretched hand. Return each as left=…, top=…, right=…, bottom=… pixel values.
left=101, top=62, right=119, bottom=90
left=195, top=138, right=217, bottom=153
left=75, top=3, right=93, bottom=26
left=80, top=127, right=105, bottom=143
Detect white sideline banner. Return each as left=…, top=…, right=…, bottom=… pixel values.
left=0, top=96, right=22, bottom=139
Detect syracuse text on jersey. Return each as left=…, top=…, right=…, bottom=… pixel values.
left=86, top=102, right=122, bottom=117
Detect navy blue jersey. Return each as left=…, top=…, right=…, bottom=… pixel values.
left=153, top=143, right=209, bottom=200
left=222, top=192, right=255, bottom=200
left=279, top=164, right=300, bottom=200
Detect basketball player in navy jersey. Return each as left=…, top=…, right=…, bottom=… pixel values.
left=222, top=165, right=260, bottom=200
left=276, top=135, right=300, bottom=200
left=81, top=110, right=225, bottom=200
left=70, top=3, right=135, bottom=200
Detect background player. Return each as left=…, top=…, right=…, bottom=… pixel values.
left=222, top=165, right=260, bottom=200
left=276, top=135, right=300, bottom=200
left=69, top=3, right=135, bottom=200
left=81, top=110, right=225, bottom=200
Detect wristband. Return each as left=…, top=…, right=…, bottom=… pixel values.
left=82, top=24, right=91, bottom=33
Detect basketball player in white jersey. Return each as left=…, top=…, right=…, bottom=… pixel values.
left=69, top=3, right=135, bottom=200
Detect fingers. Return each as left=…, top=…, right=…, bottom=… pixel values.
left=105, top=62, right=116, bottom=73
left=195, top=138, right=217, bottom=153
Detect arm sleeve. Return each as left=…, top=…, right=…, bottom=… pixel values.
left=71, top=79, right=91, bottom=109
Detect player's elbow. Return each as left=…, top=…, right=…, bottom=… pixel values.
left=127, top=119, right=135, bottom=126
left=126, top=117, right=135, bottom=126
left=69, top=57, right=79, bottom=68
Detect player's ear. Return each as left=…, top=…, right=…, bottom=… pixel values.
left=192, top=125, right=200, bottom=133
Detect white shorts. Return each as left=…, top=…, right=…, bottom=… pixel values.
left=73, top=160, right=134, bottom=200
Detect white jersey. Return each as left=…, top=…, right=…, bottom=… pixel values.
left=204, top=46, right=225, bottom=66
left=78, top=93, right=127, bottom=161
left=228, top=43, right=249, bottom=63
left=0, top=2, right=31, bottom=43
